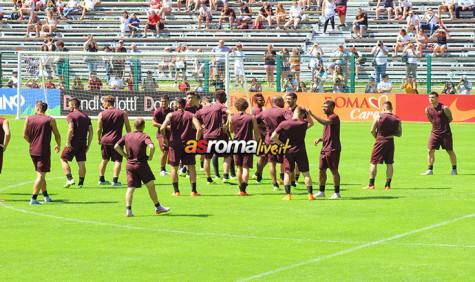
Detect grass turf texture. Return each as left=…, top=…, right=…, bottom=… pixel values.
left=0, top=118, right=474, bottom=281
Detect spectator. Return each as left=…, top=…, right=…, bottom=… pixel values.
left=143, top=70, right=157, bottom=92
left=275, top=3, right=286, bottom=29
left=439, top=0, right=456, bottom=20
left=0, top=3, right=4, bottom=20
left=83, top=34, right=98, bottom=74
left=72, top=76, right=84, bottom=90
left=88, top=71, right=102, bottom=90
left=283, top=76, right=297, bottom=92
left=113, top=39, right=127, bottom=77
left=311, top=74, right=325, bottom=92
left=401, top=76, right=417, bottom=93
left=79, top=0, right=99, bottom=20
left=129, top=43, right=142, bottom=82
left=174, top=45, right=187, bottom=84
left=331, top=44, right=349, bottom=77
left=284, top=1, right=303, bottom=30
left=335, top=0, right=347, bottom=27
left=249, top=77, right=262, bottom=92
left=371, top=40, right=389, bottom=83
left=149, top=0, right=161, bottom=13
left=195, top=80, right=204, bottom=93
left=297, top=81, right=307, bottom=92
left=7, top=71, right=19, bottom=88
left=263, top=2, right=275, bottom=28
left=125, top=72, right=134, bottom=91
left=160, top=0, right=172, bottom=18
left=431, top=28, right=448, bottom=56
left=349, top=46, right=362, bottom=80
left=365, top=77, right=377, bottom=93
left=280, top=48, right=291, bottom=86
left=55, top=40, right=69, bottom=78
left=263, top=44, right=276, bottom=87
left=322, top=0, right=336, bottom=34
left=179, top=78, right=191, bottom=92
left=219, top=3, right=236, bottom=29
left=393, top=28, right=411, bottom=56
left=309, top=43, right=324, bottom=82
left=416, top=29, right=429, bottom=57
left=232, top=43, right=246, bottom=88
left=198, top=4, right=213, bottom=30
left=237, top=2, right=253, bottom=28
left=352, top=8, right=368, bottom=38
left=395, top=0, right=412, bottom=21
left=406, top=10, right=420, bottom=31
left=376, top=0, right=396, bottom=20
left=144, top=10, right=162, bottom=38
left=102, top=45, right=113, bottom=82
left=442, top=81, right=457, bottom=94
left=127, top=13, right=141, bottom=37
left=42, top=9, right=58, bottom=35
left=25, top=10, right=41, bottom=38
left=158, top=46, right=175, bottom=79
left=420, top=8, right=441, bottom=36
left=403, top=42, right=417, bottom=79
left=27, top=79, right=40, bottom=88
left=457, top=76, right=472, bottom=94
left=377, top=74, right=392, bottom=93
left=63, top=0, right=80, bottom=19
left=120, top=11, right=130, bottom=37
left=455, top=0, right=475, bottom=18
left=332, top=64, right=346, bottom=93
left=212, top=40, right=231, bottom=80
left=109, top=73, right=124, bottom=90
left=290, top=48, right=301, bottom=82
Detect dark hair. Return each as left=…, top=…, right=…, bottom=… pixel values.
left=36, top=100, right=48, bottom=113
left=285, top=92, right=297, bottom=100
left=215, top=90, right=227, bottom=103
left=324, top=99, right=336, bottom=109
left=134, top=118, right=145, bottom=130
left=383, top=101, right=393, bottom=110
left=69, top=98, right=80, bottom=108
left=234, top=98, right=249, bottom=112
left=186, top=91, right=196, bottom=97
left=429, top=91, right=439, bottom=97
left=103, top=95, right=115, bottom=106
left=296, top=107, right=308, bottom=119
left=176, top=97, right=186, bottom=108
left=271, top=96, right=284, bottom=107
left=161, top=95, right=169, bottom=101
left=253, top=93, right=264, bottom=103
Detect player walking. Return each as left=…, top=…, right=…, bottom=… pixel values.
left=422, top=92, right=457, bottom=175
left=161, top=98, right=202, bottom=196
left=0, top=116, right=11, bottom=175
left=97, top=95, right=131, bottom=186
left=152, top=95, right=173, bottom=176
left=367, top=101, right=402, bottom=190
left=61, top=98, right=93, bottom=188
left=309, top=100, right=342, bottom=199
left=24, top=101, right=61, bottom=205
left=114, top=118, right=169, bottom=217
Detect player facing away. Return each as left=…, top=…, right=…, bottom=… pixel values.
left=251, top=93, right=267, bottom=183
left=114, top=118, right=169, bottom=217
left=195, top=90, right=231, bottom=184
left=422, top=92, right=458, bottom=176
left=24, top=101, right=61, bottom=205
left=271, top=107, right=315, bottom=201
left=367, top=101, right=402, bottom=190
left=310, top=100, right=342, bottom=200
left=0, top=116, right=11, bottom=174
left=161, top=98, right=202, bottom=197
left=61, top=98, right=93, bottom=188
left=152, top=95, right=173, bottom=176
left=256, top=96, right=287, bottom=190
left=229, top=98, right=261, bottom=196
left=97, top=95, right=131, bottom=186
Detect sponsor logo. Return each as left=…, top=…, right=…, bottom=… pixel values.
left=329, top=95, right=389, bottom=120
left=448, top=98, right=475, bottom=122
left=0, top=94, right=25, bottom=110
left=184, top=139, right=291, bottom=155
left=63, top=95, right=139, bottom=111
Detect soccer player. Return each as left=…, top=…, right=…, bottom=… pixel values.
left=229, top=98, right=261, bottom=196
left=367, top=101, right=402, bottom=190
left=196, top=90, right=231, bottom=184
left=271, top=107, right=314, bottom=201
left=422, top=92, right=457, bottom=175
left=256, top=96, right=287, bottom=190
left=251, top=93, right=267, bottom=183
left=0, top=116, right=11, bottom=175
left=61, top=98, right=93, bottom=188
left=161, top=98, right=202, bottom=196
left=152, top=95, right=173, bottom=176
left=114, top=118, right=169, bottom=217
left=97, top=95, right=131, bottom=186
left=310, top=100, right=342, bottom=200
left=185, top=91, right=202, bottom=114
left=24, top=101, right=61, bottom=205
left=284, top=92, right=299, bottom=187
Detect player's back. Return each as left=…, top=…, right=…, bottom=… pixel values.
left=322, top=114, right=341, bottom=152
left=232, top=112, right=253, bottom=141
left=427, top=103, right=451, bottom=136
left=377, top=113, right=400, bottom=139
left=278, top=119, right=308, bottom=153
left=260, top=107, right=286, bottom=143
left=123, top=131, right=151, bottom=164
left=68, top=111, right=91, bottom=148
left=27, top=114, right=53, bottom=156
left=169, top=110, right=195, bottom=146
left=101, top=108, right=125, bottom=144
left=196, top=103, right=226, bottom=139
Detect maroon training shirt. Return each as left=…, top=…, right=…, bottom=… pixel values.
left=101, top=108, right=125, bottom=145
left=376, top=113, right=400, bottom=140
left=232, top=112, right=254, bottom=141
left=0, top=117, right=5, bottom=145
left=117, top=131, right=153, bottom=164
left=257, top=107, right=287, bottom=144
left=195, top=103, right=227, bottom=139
left=252, top=106, right=266, bottom=137
left=67, top=110, right=91, bottom=149
left=284, top=106, right=296, bottom=120
left=26, top=114, right=53, bottom=156
left=153, top=106, right=173, bottom=137
left=275, top=119, right=308, bottom=153
left=426, top=103, right=451, bottom=137
left=169, top=110, right=196, bottom=147
left=322, top=113, right=341, bottom=152
left=185, top=104, right=201, bottom=114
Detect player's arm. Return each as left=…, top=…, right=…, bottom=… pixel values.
left=192, top=116, right=202, bottom=140
left=23, top=117, right=30, bottom=143
left=443, top=106, right=453, bottom=123
left=114, top=142, right=127, bottom=159
left=124, top=111, right=131, bottom=133
left=160, top=113, right=172, bottom=145
left=227, top=114, right=234, bottom=139
left=51, top=118, right=61, bottom=153
left=251, top=117, right=261, bottom=142
left=425, top=108, right=433, bottom=123
left=270, top=130, right=283, bottom=145
left=309, top=110, right=332, bottom=126
left=86, top=124, right=93, bottom=153
left=147, top=142, right=155, bottom=161
left=97, top=112, right=103, bottom=144
left=370, top=119, right=378, bottom=138
left=65, top=120, right=74, bottom=148
left=395, top=122, right=402, bottom=137
left=152, top=112, right=161, bottom=128
left=306, top=111, right=314, bottom=128
left=2, top=119, right=11, bottom=152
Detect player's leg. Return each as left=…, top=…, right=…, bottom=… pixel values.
left=187, top=165, right=199, bottom=196
left=316, top=168, right=327, bottom=198
left=158, top=136, right=168, bottom=175
left=302, top=171, right=314, bottom=200
left=98, top=146, right=110, bottom=185
left=125, top=187, right=135, bottom=217
left=283, top=171, right=292, bottom=200
left=144, top=180, right=169, bottom=215
left=368, top=163, right=377, bottom=189
left=269, top=160, right=279, bottom=190
left=204, top=154, right=214, bottom=183
left=447, top=150, right=457, bottom=175
left=77, top=161, right=86, bottom=187
left=240, top=167, right=250, bottom=195
left=330, top=168, right=341, bottom=198
left=112, top=161, right=122, bottom=186
left=254, top=155, right=267, bottom=183
left=282, top=156, right=293, bottom=200
left=170, top=165, right=180, bottom=196
left=237, top=165, right=243, bottom=193
left=222, top=155, right=231, bottom=182
left=385, top=164, right=393, bottom=190
left=61, top=158, right=75, bottom=188
left=212, top=154, right=220, bottom=178
left=423, top=149, right=435, bottom=175
left=30, top=171, right=46, bottom=205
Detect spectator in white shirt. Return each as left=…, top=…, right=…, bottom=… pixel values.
left=120, top=11, right=130, bottom=37
left=455, top=0, right=475, bottom=18
left=198, top=4, right=213, bottom=30
left=79, top=0, right=99, bottom=20
left=403, top=43, right=417, bottom=79
left=63, top=0, right=80, bottom=19
left=377, top=74, right=392, bottom=93
left=439, top=0, right=456, bottom=19
left=406, top=10, right=420, bottom=31
left=395, top=0, right=412, bottom=21
left=371, top=40, right=389, bottom=83
left=457, top=76, right=472, bottom=94
left=393, top=28, right=411, bottom=56
left=109, top=74, right=124, bottom=90
left=284, top=1, right=303, bottom=29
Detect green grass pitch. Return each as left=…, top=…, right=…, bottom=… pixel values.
left=0, top=118, right=474, bottom=281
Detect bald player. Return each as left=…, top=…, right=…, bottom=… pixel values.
left=24, top=101, right=61, bottom=205
left=97, top=95, right=131, bottom=187
left=367, top=101, right=402, bottom=190
left=229, top=98, right=261, bottom=196
left=161, top=98, right=202, bottom=196
left=310, top=100, right=342, bottom=200
left=152, top=95, right=173, bottom=176
left=251, top=93, right=267, bottom=183
left=115, top=118, right=169, bottom=217
left=0, top=116, right=11, bottom=175
left=422, top=92, right=457, bottom=176
left=271, top=107, right=314, bottom=201
left=61, top=98, right=93, bottom=188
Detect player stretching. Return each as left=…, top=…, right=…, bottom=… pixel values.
left=161, top=98, right=202, bottom=196
left=97, top=95, right=131, bottom=186
left=271, top=107, right=314, bottom=201
left=114, top=118, right=169, bottom=217
left=256, top=96, right=286, bottom=190
left=24, top=101, right=61, bottom=205
left=61, top=98, right=93, bottom=188
left=251, top=93, right=267, bottom=183
left=367, top=101, right=402, bottom=190
left=422, top=92, right=457, bottom=175
left=0, top=116, right=11, bottom=175
left=152, top=95, right=173, bottom=176
left=310, top=100, right=342, bottom=199
left=229, top=98, right=261, bottom=196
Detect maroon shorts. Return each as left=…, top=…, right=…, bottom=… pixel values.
left=267, top=153, right=283, bottom=164
left=31, top=155, right=51, bottom=173
left=234, top=154, right=253, bottom=169
left=101, top=144, right=123, bottom=162
left=157, top=134, right=169, bottom=151
left=61, top=147, right=87, bottom=162
left=336, top=5, right=347, bottom=16
left=428, top=134, right=453, bottom=151
left=370, top=139, right=394, bottom=165
left=168, top=146, right=196, bottom=167
left=319, top=150, right=341, bottom=170
left=283, top=150, right=309, bottom=173
left=126, top=162, right=155, bottom=188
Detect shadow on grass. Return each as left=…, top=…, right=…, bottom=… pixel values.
left=11, top=199, right=119, bottom=204
left=396, top=187, right=452, bottom=190
left=137, top=213, right=211, bottom=218
left=346, top=196, right=401, bottom=200
left=3, top=192, right=57, bottom=196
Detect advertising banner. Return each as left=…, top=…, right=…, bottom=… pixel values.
left=0, top=88, right=60, bottom=115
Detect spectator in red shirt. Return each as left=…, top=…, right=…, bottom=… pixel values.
left=149, top=0, right=161, bottom=12
left=45, top=77, right=56, bottom=89
left=143, top=10, right=162, bottom=38
left=88, top=71, right=103, bottom=90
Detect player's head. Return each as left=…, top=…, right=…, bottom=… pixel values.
left=285, top=92, right=297, bottom=108
left=186, top=91, right=199, bottom=106
left=234, top=98, right=249, bottom=112
left=382, top=101, right=393, bottom=112
left=253, top=93, right=265, bottom=107
left=175, top=97, right=186, bottom=109
left=293, top=106, right=308, bottom=120
left=134, top=118, right=145, bottom=131
left=428, top=91, right=439, bottom=104
left=102, top=95, right=115, bottom=109
left=160, top=95, right=170, bottom=108
left=323, top=100, right=335, bottom=115
left=215, top=90, right=227, bottom=104
left=271, top=96, right=284, bottom=108
left=68, top=97, right=81, bottom=111
left=35, top=100, right=48, bottom=114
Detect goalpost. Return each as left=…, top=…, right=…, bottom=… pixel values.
left=16, top=50, right=231, bottom=119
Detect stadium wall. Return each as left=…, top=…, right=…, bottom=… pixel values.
left=0, top=88, right=60, bottom=116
